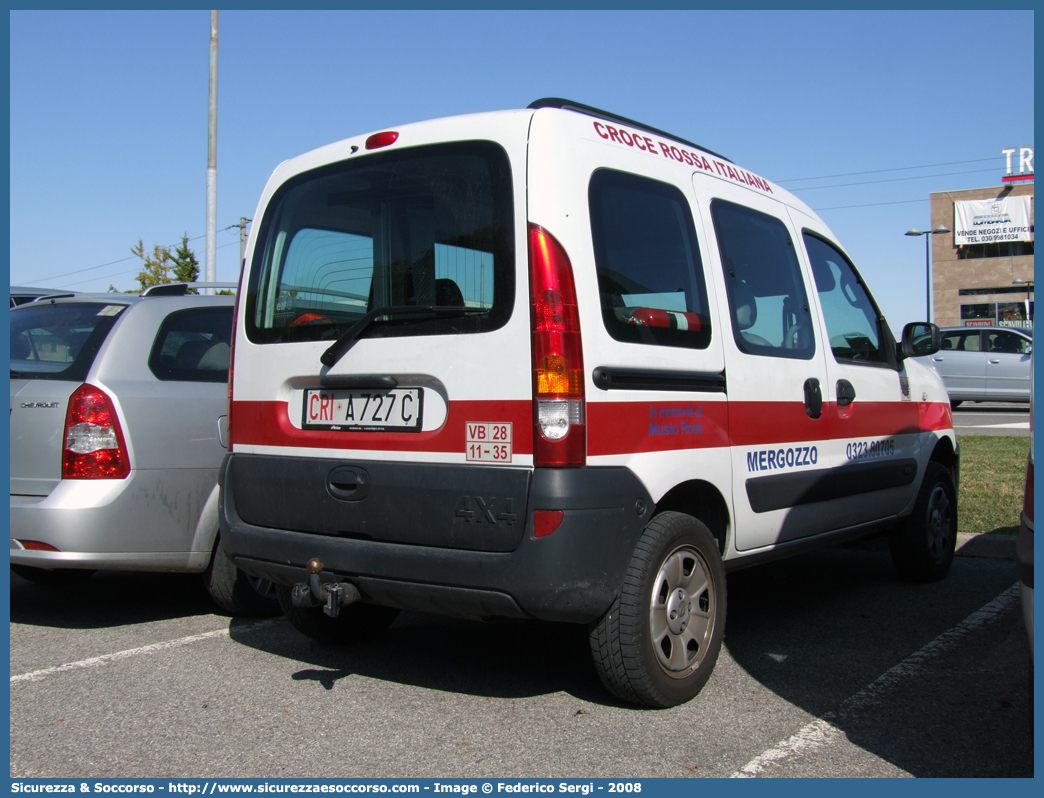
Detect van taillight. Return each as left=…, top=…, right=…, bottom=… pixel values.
left=529, top=224, right=585, bottom=467
left=227, top=264, right=245, bottom=448
left=62, top=384, right=129, bottom=479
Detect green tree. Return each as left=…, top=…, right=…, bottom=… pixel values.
left=130, top=239, right=175, bottom=290
left=171, top=233, right=200, bottom=288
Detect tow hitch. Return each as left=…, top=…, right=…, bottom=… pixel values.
left=291, top=558, right=360, bottom=618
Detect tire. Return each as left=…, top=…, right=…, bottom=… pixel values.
left=10, top=565, right=96, bottom=585
left=277, top=584, right=400, bottom=645
left=950, top=400, right=962, bottom=410
left=889, top=461, right=957, bottom=582
left=203, top=539, right=281, bottom=617
left=589, top=511, right=726, bottom=708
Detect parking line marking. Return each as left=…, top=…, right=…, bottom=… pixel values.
left=10, top=618, right=282, bottom=685
left=730, top=583, right=1020, bottom=777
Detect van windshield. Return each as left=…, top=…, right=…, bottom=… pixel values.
left=245, top=141, right=514, bottom=344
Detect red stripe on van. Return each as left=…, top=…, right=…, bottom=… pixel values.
left=587, top=401, right=730, bottom=456
left=588, top=401, right=951, bottom=456
left=233, top=399, right=951, bottom=457
left=729, top=401, right=945, bottom=446
left=919, top=400, right=954, bottom=432
left=232, top=400, right=534, bottom=454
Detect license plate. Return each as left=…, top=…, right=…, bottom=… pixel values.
left=302, top=388, right=423, bottom=432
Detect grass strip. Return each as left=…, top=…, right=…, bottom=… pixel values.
left=956, top=435, right=1030, bottom=536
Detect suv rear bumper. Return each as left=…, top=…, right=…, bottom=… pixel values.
left=219, top=453, right=654, bottom=624
left=9, top=471, right=213, bottom=572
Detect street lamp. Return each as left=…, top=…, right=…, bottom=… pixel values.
left=905, top=225, right=951, bottom=322
left=1013, top=277, right=1033, bottom=327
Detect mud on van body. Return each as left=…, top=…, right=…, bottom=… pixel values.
left=220, top=99, right=958, bottom=707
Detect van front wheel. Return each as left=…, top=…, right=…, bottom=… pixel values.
left=589, top=512, right=726, bottom=708
left=889, top=461, right=957, bottom=582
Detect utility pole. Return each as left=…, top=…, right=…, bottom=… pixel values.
left=238, top=217, right=251, bottom=266
left=205, top=11, right=218, bottom=294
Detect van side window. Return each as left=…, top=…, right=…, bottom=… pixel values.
left=710, top=200, right=814, bottom=360
left=149, top=307, right=233, bottom=383
left=589, top=169, right=711, bottom=350
left=803, top=233, right=888, bottom=365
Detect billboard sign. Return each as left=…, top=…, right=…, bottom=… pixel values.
left=953, top=196, right=1033, bottom=245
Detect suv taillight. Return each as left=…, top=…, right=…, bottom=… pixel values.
left=529, top=224, right=585, bottom=467
left=62, top=384, right=130, bottom=479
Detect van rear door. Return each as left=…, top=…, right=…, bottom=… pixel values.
left=230, top=126, right=534, bottom=552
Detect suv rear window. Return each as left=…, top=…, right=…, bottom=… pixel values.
left=10, top=302, right=125, bottom=382
left=246, top=141, right=514, bottom=344
left=589, top=169, right=712, bottom=350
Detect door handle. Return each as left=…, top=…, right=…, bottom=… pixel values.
left=988, top=359, right=1000, bottom=364
left=932, top=357, right=944, bottom=361
left=803, top=378, right=822, bottom=419
left=836, top=379, right=856, bottom=407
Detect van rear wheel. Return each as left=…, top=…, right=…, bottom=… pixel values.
left=276, top=585, right=400, bottom=645
left=889, top=461, right=957, bottom=582
left=589, top=511, right=726, bottom=708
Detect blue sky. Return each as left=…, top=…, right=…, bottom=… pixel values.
left=8, top=9, right=1035, bottom=330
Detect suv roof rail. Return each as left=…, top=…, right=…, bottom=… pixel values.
left=29, top=293, right=77, bottom=302
left=527, top=98, right=732, bottom=164
left=140, top=282, right=238, bottom=297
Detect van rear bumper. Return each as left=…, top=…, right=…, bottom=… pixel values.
left=219, top=453, right=654, bottom=624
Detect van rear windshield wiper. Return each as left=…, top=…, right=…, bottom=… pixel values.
left=320, top=305, right=486, bottom=367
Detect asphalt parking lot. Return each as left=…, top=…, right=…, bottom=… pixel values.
left=951, top=402, right=1031, bottom=437
left=9, top=535, right=1032, bottom=779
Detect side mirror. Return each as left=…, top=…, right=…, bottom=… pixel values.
left=898, top=322, right=942, bottom=360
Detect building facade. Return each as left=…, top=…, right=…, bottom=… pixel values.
left=930, top=182, right=1033, bottom=329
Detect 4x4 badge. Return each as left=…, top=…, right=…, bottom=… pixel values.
left=454, top=496, right=516, bottom=525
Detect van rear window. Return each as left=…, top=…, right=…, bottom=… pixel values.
left=245, top=141, right=514, bottom=344
left=589, top=169, right=712, bottom=350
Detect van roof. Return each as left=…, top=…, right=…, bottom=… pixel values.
left=528, top=98, right=732, bottom=164
left=261, top=101, right=831, bottom=248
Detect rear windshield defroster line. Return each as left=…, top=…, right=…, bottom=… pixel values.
left=245, top=141, right=515, bottom=346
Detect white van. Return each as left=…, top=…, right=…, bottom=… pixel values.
left=220, top=99, right=958, bottom=707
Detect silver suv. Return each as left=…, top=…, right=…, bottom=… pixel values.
left=10, top=287, right=277, bottom=616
